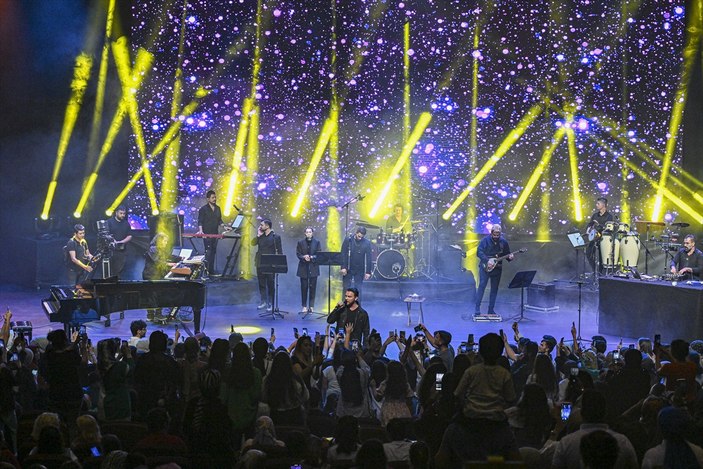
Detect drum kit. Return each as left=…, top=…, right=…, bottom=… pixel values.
left=352, top=218, right=430, bottom=280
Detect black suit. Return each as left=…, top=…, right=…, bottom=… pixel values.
left=251, top=231, right=283, bottom=307
left=296, top=237, right=321, bottom=309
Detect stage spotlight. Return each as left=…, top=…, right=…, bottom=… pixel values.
left=34, top=217, right=58, bottom=240
left=565, top=127, right=583, bottom=222
left=224, top=98, right=254, bottom=218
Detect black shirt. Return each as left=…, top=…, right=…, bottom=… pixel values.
left=341, top=236, right=373, bottom=274
left=326, top=304, right=371, bottom=347
left=671, top=248, right=703, bottom=280
left=251, top=231, right=283, bottom=267
left=589, top=210, right=614, bottom=232
left=66, top=237, right=89, bottom=271
left=107, top=217, right=132, bottom=250
left=198, top=203, right=223, bottom=234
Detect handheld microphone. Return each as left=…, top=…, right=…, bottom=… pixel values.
left=358, top=193, right=365, bottom=200
left=233, top=203, right=242, bottom=212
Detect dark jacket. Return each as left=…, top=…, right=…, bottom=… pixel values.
left=296, top=237, right=321, bottom=278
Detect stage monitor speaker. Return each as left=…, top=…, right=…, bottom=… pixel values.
left=527, top=282, right=556, bottom=308
left=148, top=214, right=184, bottom=247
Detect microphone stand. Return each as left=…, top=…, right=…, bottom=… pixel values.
left=340, top=193, right=364, bottom=237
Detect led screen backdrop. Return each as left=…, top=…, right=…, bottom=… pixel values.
left=128, top=0, right=685, bottom=234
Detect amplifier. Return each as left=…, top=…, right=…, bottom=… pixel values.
left=527, top=282, right=556, bottom=308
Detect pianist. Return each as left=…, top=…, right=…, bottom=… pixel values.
left=196, top=190, right=230, bottom=276
left=66, top=224, right=93, bottom=285
left=142, top=233, right=176, bottom=322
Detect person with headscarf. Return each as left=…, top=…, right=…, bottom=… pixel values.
left=641, top=406, right=703, bottom=469
left=241, top=416, right=286, bottom=454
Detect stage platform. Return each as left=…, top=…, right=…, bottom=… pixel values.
left=1, top=276, right=625, bottom=354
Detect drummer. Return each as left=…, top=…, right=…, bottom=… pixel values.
left=386, top=204, right=410, bottom=234
left=585, top=197, right=614, bottom=272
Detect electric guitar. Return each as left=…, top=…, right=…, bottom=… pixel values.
left=483, top=248, right=527, bottom=272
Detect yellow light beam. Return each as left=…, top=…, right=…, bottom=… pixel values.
left=41, top=53, right=93, bottom=219
left=509, top=128, right=566, bottom=221
left=291, top=114, right=338, bottom=217
left=86, top=0, right=116, bottom=171
left=106, top=97, right=207, bottom=215
left=223, top=98, right=254, bottom=217
left=443, top=103, right=543, bottom=220
left=159, top=0, right=190, bottom=214
left=652, top=0, right=702, bottom=221
left=112, top=37, right=159, bottom=215
left=369, top=112, right=432, bottom=218
left=75, top=48, right=154, bottom=217
left=591, top=135, right=703, bottom=224
left=565, top=126, right=583, bottom=221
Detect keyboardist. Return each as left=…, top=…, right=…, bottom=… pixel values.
left=196, top=190, right=230, bottom=276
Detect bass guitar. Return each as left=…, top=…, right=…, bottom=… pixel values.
left=483, top=248, right=527, bottom=272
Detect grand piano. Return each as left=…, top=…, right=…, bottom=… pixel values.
left=42, top=278, right=205, bottom=333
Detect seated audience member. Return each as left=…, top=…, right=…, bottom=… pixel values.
left=435, top=333, right=518, bottom=468
left=321, top=346, right=343, bottom=415
left=416, top=362, right=447, bottom=417
left=655, top=339, right=698, bottom=403
left=326, top=415, right=361, bottom=467
left=641, top=406, right=703, bottom=469
left=551, top=389, right=637, bottom=469
left=251, top=336, right=273, bottom=378
left=376, top=360, right=414, bottom=426
left=383, top=418, right=413, bottom=463
left=183, top=368, right=234, bottom=461
left=505, top=383, right=554, bottom=449
left=355, top=438, right=387, bottom=469
left=70, top=415, right=104, bottom=461
left=132, top=407, right=188, bottom=457
left=262, top=351, right=309, bottom=426
left=27, top=425, right=77, bottom=462
left=580, top=429, right=620, bottom=469
left=241, top=416, right=287, bottom=456
left=418, top=325, right=455, bottom=372
left=336, top=349, right=372, bottom=419
left=409, top=440, right=431, bottom=469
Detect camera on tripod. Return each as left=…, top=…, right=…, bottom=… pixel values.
left=95, top=220, right=116, bottom=260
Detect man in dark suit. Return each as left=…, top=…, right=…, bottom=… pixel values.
left=251, top=218, right=283, bottom=311
left=296, top=227, right=321, bottom=313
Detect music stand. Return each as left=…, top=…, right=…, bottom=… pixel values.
left=316, top=251, right=343, bottom=318
left=258, top=254, right=288, bottom=319
left=507, top=270, right=537, bottom=322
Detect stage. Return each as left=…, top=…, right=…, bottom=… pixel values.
left=4, top=276, right=612, bottom=352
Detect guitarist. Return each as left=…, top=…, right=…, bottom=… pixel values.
left=66, top=224, right=94, bottom=285
left=474, top=224, right=513, bottom=317
left=585, top=197, right=614, bottom=272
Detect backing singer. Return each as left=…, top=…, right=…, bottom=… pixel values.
left=296, top=227, right=321, bottom=314
left=341, top=226, right=373, bottom=298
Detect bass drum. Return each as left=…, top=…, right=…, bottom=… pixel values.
left=620, top=233, right=640, bottom=268
left=600, top=234, right=620, bottom=267
left=376, top=249, right=406, bottom=279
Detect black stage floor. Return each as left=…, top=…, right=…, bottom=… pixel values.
left=3, top=277, right=633, bottom=351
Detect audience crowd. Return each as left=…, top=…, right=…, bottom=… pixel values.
left=1, top=297, right=703, bottom=469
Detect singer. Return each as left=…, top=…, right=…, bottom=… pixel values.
left=197, top=190, right=229, bottom=275
left=251, top=218, right=283, bottom=311
left=341, top=226, right=373, bottom=298
left=670, top=234, right=703, bottom=280
left=296, top=227, right=321, bottom=313
left=326, top=287, right=370, bottom=347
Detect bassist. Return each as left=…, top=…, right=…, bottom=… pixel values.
left=475, top=224, right=513, bottom=317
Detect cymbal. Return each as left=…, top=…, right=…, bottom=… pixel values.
left=356, top=221, right=380, bottom=229
left=670, top=222, right=690, bottom=228
left=634, top=220, right=665, bottom=228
